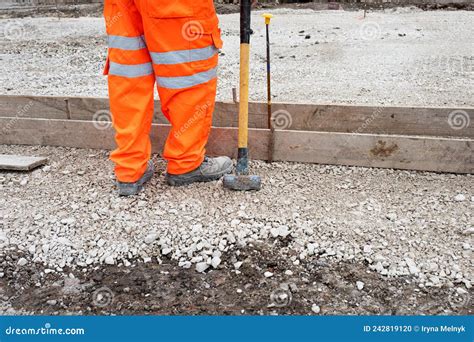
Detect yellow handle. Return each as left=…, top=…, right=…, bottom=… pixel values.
left=262, top=13, right=273, bottom=25
left=238, top=43, right=250, bottom=149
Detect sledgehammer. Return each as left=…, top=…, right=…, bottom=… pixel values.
left=223, top=0, right=261, bottom=191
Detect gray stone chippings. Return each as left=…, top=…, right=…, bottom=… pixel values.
left=0, top=9, right=473, bottom=107
left=0, top=144, right=466, bottom=289
left=0, top=7, right=473, bottom=289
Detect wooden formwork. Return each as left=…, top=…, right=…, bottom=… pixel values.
left=0, top=95, right=472, bottom=173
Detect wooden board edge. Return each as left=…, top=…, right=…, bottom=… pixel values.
left=0, top=117, right=472, bottom=174
left=0, top=95, right=473, bottom=137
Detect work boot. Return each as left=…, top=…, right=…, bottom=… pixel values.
left=166, top=156, right=233, bottom=186
left=116, top=160, right=154, bottom=196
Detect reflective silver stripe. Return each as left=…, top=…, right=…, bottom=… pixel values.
left=109, top=62, right=153, bottom=78
left=151, top=45, right=218, bottom=65
left=108, top=35, right=146, bottom=50
left=156, top=67, right=217, bottom=89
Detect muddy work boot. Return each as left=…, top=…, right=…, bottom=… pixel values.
left=116, top=160, right=154, bottom=196
left=166, top=156, right=233, bottom=186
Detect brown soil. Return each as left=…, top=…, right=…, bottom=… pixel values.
left=1, top=242, right=471, bottom=315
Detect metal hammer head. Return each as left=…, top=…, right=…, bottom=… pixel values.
left=223, top=174, right=261, bottom=191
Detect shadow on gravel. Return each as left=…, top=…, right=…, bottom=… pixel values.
left=0, top=243, right=471, bottom=315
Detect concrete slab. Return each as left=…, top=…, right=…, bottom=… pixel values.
left=0, top=154, right=48, bottom=171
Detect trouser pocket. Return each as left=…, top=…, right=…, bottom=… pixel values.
left=182, top=17, right=223, bottom=70
left=146, top=0, right=215, bottom=18
left=148, top=15, right=223, bottom=80
left=146, top=0, right=193, bottom=18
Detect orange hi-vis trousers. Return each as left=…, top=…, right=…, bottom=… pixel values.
left=103, top=0, right=223, bottom=182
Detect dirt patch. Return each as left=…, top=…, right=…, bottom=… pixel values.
left=370, top=141, right=399, bottom=158
left=418, top=3, right=474, bottom=11
left=1, top=243, right=471, bottom=315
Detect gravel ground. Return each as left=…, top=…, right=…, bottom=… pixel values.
left=1, top=145, right=472, bottom=294
left=0, top=7, right=473, bottom=314
left=0, top=8, right=473, bottom=106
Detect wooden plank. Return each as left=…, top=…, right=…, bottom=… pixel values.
left=0, top=95, right=69, bottom=120
left=274, top=131, right=473, bottom=174
left=0, top=117, right=472, bottom=174
left=0, top=95, right=472, bottom=137
left=0, top=154, right=48, bottom=171
left=0, top=117, right=268, bottom=160
left=268, top=103, right=474, bottom=138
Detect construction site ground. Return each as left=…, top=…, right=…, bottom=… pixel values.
left=0, top=7, right=473, bottom=106
left=0, top=7, right=472, bottom=315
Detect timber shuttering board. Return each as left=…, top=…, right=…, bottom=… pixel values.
left=0, top=95, right=472, bottom=174
left=1, top=117, right=472, bottom=174
left=1, top=95, right=473, bottom=138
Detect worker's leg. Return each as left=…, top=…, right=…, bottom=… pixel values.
left=103, top=0, right=155, bottom=183
left=141, top=1, right=224, bottom=175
